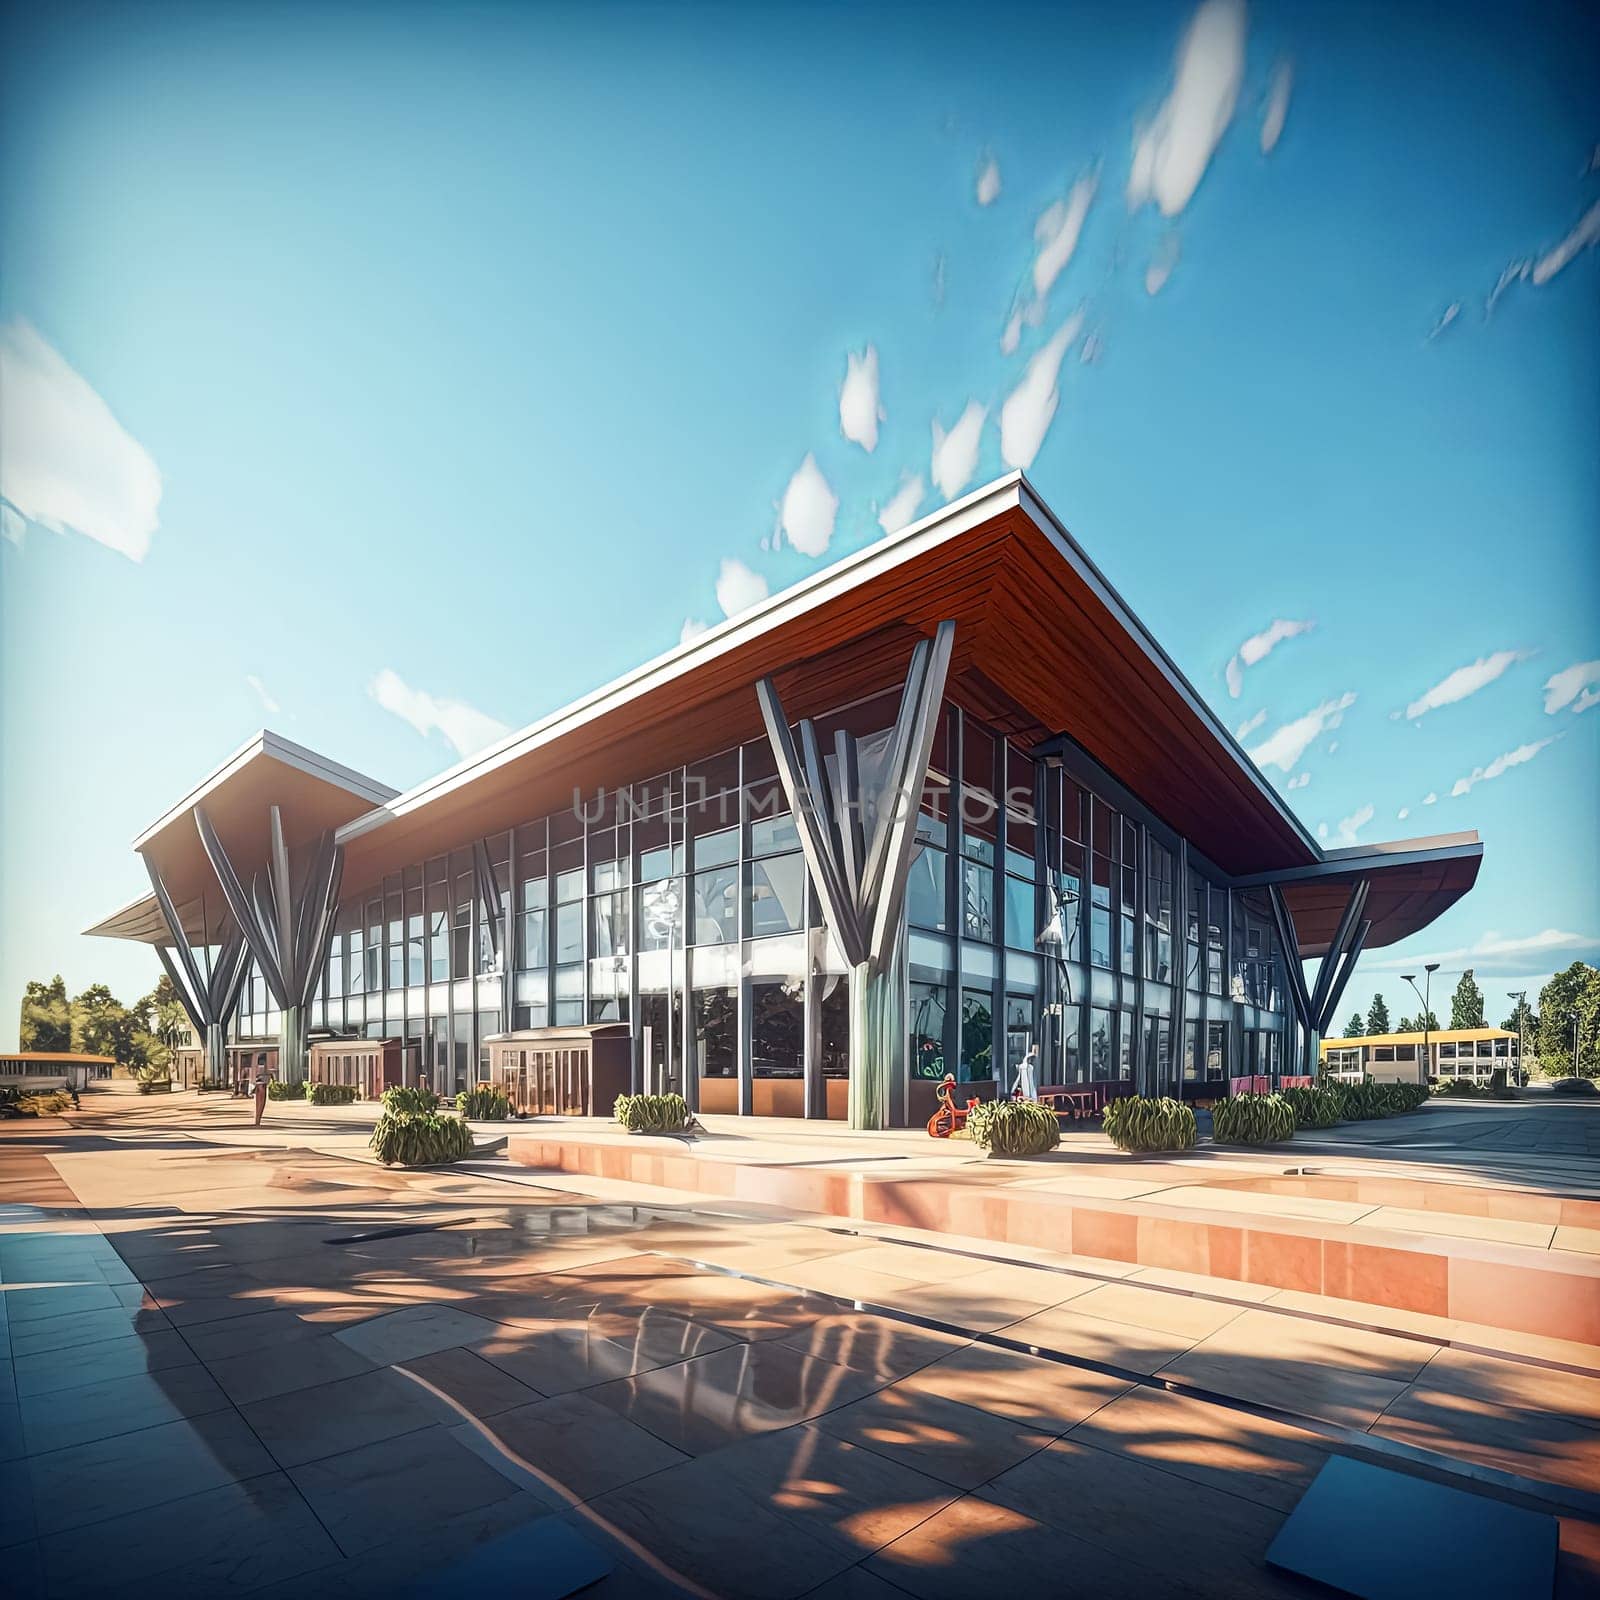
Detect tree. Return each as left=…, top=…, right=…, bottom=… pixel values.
left=139, top=975, right=190, bottom=1059
left=70, top=983, right=137, bottom=1067
left=1501, top=995, right=1537, bottom=1037
left=1534, top=963, right=1600, bottom=1079
left=1365, top=993, right=1391, bottom=1035
left=1413, top=1009, right=1440, bottom=1031
left=1396, top=1015, right=1416, bottom=1034
left=19, top=975, right=72, bottom=1052
left=1450, top=969, right=1485, bottom=1030
left=1342, top=1011, right=1365, bottom=1039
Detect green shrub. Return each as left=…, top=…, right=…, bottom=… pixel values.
left=966, top=1099, right=1061, bottom=1157
left=1331, top=1078, right=1390, bottom=1120
left=614, top=1092, right=691, bottom=1133
left=381, top=1085, right=441, bottom=1116
left=1550, top=1077, right=1597, bottom=1097
left=5, top=1088, right=73, bottom=1115
left=304, top=1081, right=360, bottom=1106
left=457, top=1085, right=512, bottom=1120
left=1281, top=1085, right=1342, bottom=1130
left=1380, top=1082, right=1429, bottom=1114
left=369, top=1111, right=473, bottom=1166
left=266, top=1079, right=296, bottom=1100
left=1433, top=1077, right=1483, bottom=1098
left=1102, top=1095, right=1197, bottom=1153
left=1211, top=1092, right=1296, bottom=1145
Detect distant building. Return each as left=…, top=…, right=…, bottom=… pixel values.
left=1321, top=1027, right=1520, bottom=1086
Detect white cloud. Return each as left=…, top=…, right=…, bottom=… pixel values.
left=999, top=309, right=1084, bottom=470
left=931, top=401, right=987, bottom=501
left=1316, top=822, right=1328, bottom=841
left=1532, top=197, right=1600, bottom=285
left=1326, top=802, right=1374, bottom=847
left=1544, top=659, right=1600, bottom=715
left=1225, top=617, right=1314, bottom=698
left=1427, top=303, right=1461, bottom=341
left=679, top=617, right=709, bottom=646
left=1327, top=739, right=1339, bottom=754
left=1286, top=772, right=1309, bottom=791
left=1233, top=708, right=1267, bottom=741
left=1127, top=0, right=1246, bottom=218
left=1000, top=310, right=1025, bottom=356
left=1423, top=791, right=1438, bottom=805
left=1, top=504, right=25, bottom=546
left=1487, top=198, right=1600, bottom=314
left=716, top=558, right=768, bottom=619
left=976, top=156, right=1002, bottom=207
left=1365, top=928, right=1597, bottom=976
left=1260, top=60, right=1292, bottom=154
left=839, top=346, right=883, bottom=453
left=776, top=453, right=837, bottom=558
left=245, top=675, right=280, bottom=716
left=877, top=473, right=926, bottom=537
left=1145, top=234, right=1181, bottom=296
left=0, top=319, right=162, bottom=563
left=1397, top=807, right=1410, bottom=820
left=369, top=669, right=510, bottom=760
left=1080, top=332, right=1103, bottom=364
left=1404, top=649, right=1529, bottom=719
left=1033, top=176, right=1097, bottom=301
left=1248, top=692, right=1356, bottom=772
left=1449, top=737, right=1557, bottom=797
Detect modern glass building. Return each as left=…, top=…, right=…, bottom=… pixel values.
left=88, top=475, right=1483, bottom=1128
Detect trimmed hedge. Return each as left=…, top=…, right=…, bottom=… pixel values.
left=1211, top=1092, right=1296, bottom=1145
left=1102, top=1095, right=1197, bottom=1153
left=304, top=1082, right=360, bottom=1106
left=457, top=1085, right=512, bottom=1120
left=381, top=1085, right=441, bottom=1116
left=369, top=1111, right=473, bottom=1166
left=1, top=1087, right=73, bottom=1116
left=1380, top=1082, right=1429, bottom=1114
left=614, top=1093, right=691, bottom=1134
left=266, top=1079, right=296, bottom=1101
left=1281, top=1084, right=1342, bottom=1130
left=967, top=1099, right=1061, bottom=1157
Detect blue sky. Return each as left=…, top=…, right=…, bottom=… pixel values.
left=2, top=0, right=1596, bottom=1042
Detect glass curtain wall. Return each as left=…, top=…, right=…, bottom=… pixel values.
left=265, top=690, right=1290, bottom=1116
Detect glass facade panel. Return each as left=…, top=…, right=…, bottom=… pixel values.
left=748, top=854, right=805, bottom=938
left=692, top=985, right=738, bottom=1079
left=750, top=979, right=804, bottom=1080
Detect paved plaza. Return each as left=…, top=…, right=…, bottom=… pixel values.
left=2, top=1086, right=1598, bottom=1598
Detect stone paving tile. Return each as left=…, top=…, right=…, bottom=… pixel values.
left=27, top=1409, right=278, bottom=1535
left=466, top=1389, right=691, bottom=1500
left=396, top=1345, right=547, bottom=1417
left=1554, top=1225, right=1600, bottom=1257
left=777, top=1311, right=971, bottom=1383
left=866, top=1491, right=1205, bottom=1600
left=470, top=1306, right=739, bottom=1396
left=698, top=1422, right=962, bottom=1561
left=1373, top=1373, right=1600, bottom=1494
left=1065, top=1384, right=1333, bottom=1512
left=815, top=1380, right=1055, bottom=1491
left=1361, top=1205, right=1557, bottom=1250
left=582, top=1449, right=856, bottom=1600
left=1064, top=1279, right=1250, bottom=1341
left=40, top=1470, right=340, bottom=1599
left=1003, top=1302, right=1200, bottom=1375
left=1159, top=1340, right=1412, bottom=1432
left=287, top=1424, right=530, bottom=1557
left=332, top=1303, right=504, bottom=1364
left=238, top=1365, right=447, bottom=1468
left=888, top=1342, right=1130, bottom=1435
left=980, top=1434, right=1309, bottom=1599
left=1402, top=1344, right=1600, bottom=1430
left=587, top=1336, right=883, bottom=1457
left=9, top=1327, right=198, bottom=1400
left=18, top=1361, right=230, bottom=1456
left=7, top=1301, right=173, bottom=1360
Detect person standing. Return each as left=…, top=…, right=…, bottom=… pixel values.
left=252, top=1064, right=269, bottom=1127
left=1016, top=1044, right=1040, bottom=1102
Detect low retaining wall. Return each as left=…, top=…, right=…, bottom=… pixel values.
left=506, top=1132, right=1600, bottom=1345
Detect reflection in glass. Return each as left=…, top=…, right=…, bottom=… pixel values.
left=747, top=854, right=805, bottom=938
left=910, top=981, right=946, bottom=1079
left=692, top=985, right=738, bottom=1078
left=691, top=865, right=739, bottom=944
left=751, top=978, right=804, bottom=1079
left=960, top=987, right=993, bottom=1080
left=820, top=977, right=850, bottom=1081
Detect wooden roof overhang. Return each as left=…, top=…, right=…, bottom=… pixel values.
left=334, top=474, right=1324, bottom=896
left=88, top=475, right=1482, bottom=958
left=83, top=733, right=396, bottom=946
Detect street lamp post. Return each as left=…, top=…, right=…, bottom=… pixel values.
left=1507, top=990, right=1526, bottom=1087
left=1401, top=962, right=1440, bottom=1084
